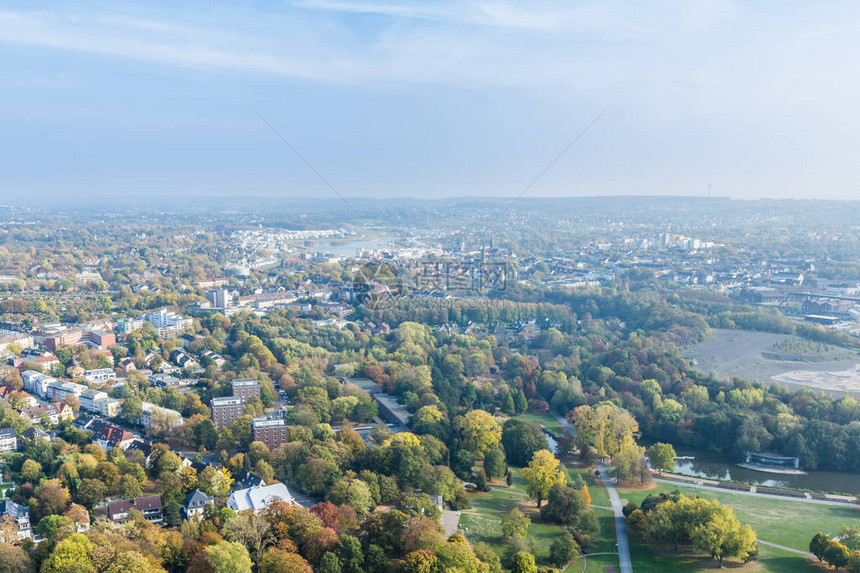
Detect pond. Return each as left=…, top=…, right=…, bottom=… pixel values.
left=666, top=443, right=860, bottom=494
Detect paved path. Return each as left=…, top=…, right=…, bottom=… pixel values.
left=597, top=464, right=633, bottom=573
left=653, top=477, right=859, bottom=508
left=756, top=539, right=814, bottom=558
left=490, top=487, right=529, bottom=496
left=442, top=509, right=461, bottom=537
left=548, top=406, right=578, bottom=438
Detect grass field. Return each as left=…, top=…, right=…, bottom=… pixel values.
left=618, top=482, right=860, bottom=552
left=628, top=536, right=824, bottom=573
left=461, top=465, right=620, bottom=572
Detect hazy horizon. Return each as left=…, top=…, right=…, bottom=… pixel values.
left=3, top=1, right=860, bottom=201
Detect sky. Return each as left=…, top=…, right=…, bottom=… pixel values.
left=1, top=0, right=860, bottom=203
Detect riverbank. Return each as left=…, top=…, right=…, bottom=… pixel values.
left=737, top=462, right=807, bottom=475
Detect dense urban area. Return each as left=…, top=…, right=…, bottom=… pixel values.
left=0, top=197, right=858, bottom=573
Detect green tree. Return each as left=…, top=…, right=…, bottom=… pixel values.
left=645, top=442, right=677, bottom=475
left=204, top=541, right=253, bottom=573
left=484, top=447, right=507, bottom=479
left=511, top=552, right=537, bottom=573
left=194, top=419, right=218, bottom=451
left=549, top=534, right=580, bottom=568
left=501, top=508, right=530, bottom=540
left=811, top=532, right=831, bottom=561
left=690, top=506, right=757, bottom=567
left=122, top=396, right=143, bottom=424
left=318, top=552, right=342, bottom=573
left=501, top=419, right=547, bottom=467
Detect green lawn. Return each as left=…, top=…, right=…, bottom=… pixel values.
left=516, top=411, right=566, bottom=440
left=618, top=482, right=860, bottom=552
left=628, top=534, right=823, bottom=572
left=462, top=467, right=619, bottom=571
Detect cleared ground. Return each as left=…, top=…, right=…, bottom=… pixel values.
left=682, top=329, right=860, bottom=395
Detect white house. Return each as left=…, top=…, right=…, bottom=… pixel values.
left=227, top=482, right=294, bottom=514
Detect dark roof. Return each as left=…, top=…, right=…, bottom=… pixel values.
left=0, top=500, right=28, bottom=518
left=21, top=427, right=51, bottom=440
left=0, top=428, right=15, bottom=439
left=238, top=471, right=266, bottom=490
left=107, top=495, right=162, bottom=521
left=124, top=440, right=152, bottom=457
left=183, top=489, right=213, bottom=510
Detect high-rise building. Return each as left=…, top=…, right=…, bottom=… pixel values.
left=211, top=396, right=244, bottom=428
left=231, top=379, right=261, bottom=402
left=251, top=417, right=289, bottom=450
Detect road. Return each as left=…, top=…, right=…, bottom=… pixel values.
left=549, top=407, right=633, bottom=573
left=597, top=464, right=634, bottom=573
left=653, top=477, right=859, bottom=508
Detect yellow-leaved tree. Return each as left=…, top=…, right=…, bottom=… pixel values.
left=522, top=449, right=566, bottom=508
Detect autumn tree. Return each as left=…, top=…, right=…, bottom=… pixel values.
left=461, top=410, right=501, bottom=458
left=522, top=449, right=566, bottom=508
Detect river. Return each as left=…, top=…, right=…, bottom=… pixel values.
left=666, top=443, right=860, bottom=494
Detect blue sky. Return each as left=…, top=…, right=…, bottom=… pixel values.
left=1, top=1, right=859, bottom=202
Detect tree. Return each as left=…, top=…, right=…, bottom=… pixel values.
left=224, top=513, right=274, bottom=565
left=104, top=551, right=157, bottom=573
left=20, top=459, right=41, bottom=482
left=36, top=480, right=70, bottom=520
left=403, top=549, right=440, bottom=573
left=811, top=532, right=831, bottom=561
left=541, top=483, right=593, bottom=531
left=42, top=533, right=94, bottom=573
left=501, top=508, right=530, bottom=540
left=204, top=541, right=253, bottom=573
left=645, top=442, right=677, bottom=475
left=484, top=447, right=507, bottom=479
left=522, top=449, right=566, bottom=508
left=549, top=534, right=580, bottom=568
left=501, top=419, right=547, bottom=467
left=569, top=404, right=638, bottom=459
left=503, top=393, right=516, bottom=416
left=690, top=506, right=757, bottom=567
left=119, top=474, right=143, bottom=499
left=122, top=396, right=143, bottom=424
left=511, top=552, right=537, bottom=573
left=825, top=540, right=851, bottom=570
left=0, top=543, right=31, bottom=573
left=194, top=419, right=218, bottom=451
left=614, top=437, right=646, bottom=484
left=318, top=552, right=341, bottom=573
left=260, top=549, right=312, bottom=573
left=199, top=466, right=232, bottom=497
left=76, top=478, right=107, bottom=509
left=847, top=551, right=860, bottom=573
left=461, top=410, right=501, bottom=458
left=163, top=500, right=182, bottom=526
